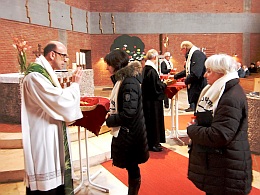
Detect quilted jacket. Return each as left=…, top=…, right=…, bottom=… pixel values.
left=106, top=62, right=149, bottom=168
left=187, top=79, right=252, bottom=195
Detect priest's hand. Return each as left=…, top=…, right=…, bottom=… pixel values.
left=105, top=112, right=110, bottom=119
left=72, top=67, right=83, bottom=84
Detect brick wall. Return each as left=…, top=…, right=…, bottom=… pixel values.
left=0, top=19, right=92, bottom=73
left=252, top=0, right=260, bottom=13
left=250, top=33, right=260, bottom=62
left=1, top=17, right=258, bottom=86
left=91, top=34, right=160, bottom=86
left=65, top=0, right=89, bottom=10
left=89, top=0, right=243, bottom=13
left=163, top=33, right=244, bottom=65
left=0, top=0, right=259, bottom=86
left=90, top=33, right=247, bottom=86
left=67, top=31, right=91, bottom=68
left=0, top=19, right=59, bottom=73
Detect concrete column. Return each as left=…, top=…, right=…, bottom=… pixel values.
left=58, top=29, right=67, bottom=46
left=243, top=33, right=250, bottom=66
left=244, top=0, right=251, bottom=13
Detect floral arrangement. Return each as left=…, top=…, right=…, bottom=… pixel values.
left=12, top=36, right=31, bottom=73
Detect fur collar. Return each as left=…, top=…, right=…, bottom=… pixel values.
left=115, top=61, right=142, bottom=81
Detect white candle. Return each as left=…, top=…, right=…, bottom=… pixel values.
left=80, top=52, right=83, bottom=65
left=82, top=53, right=86, bottom=65
left=76, top=52, right=79, bottom=65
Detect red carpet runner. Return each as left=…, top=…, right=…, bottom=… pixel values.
left=102, top=147, right=260, bottom=195
left=102, top=147, right=203, bottom=195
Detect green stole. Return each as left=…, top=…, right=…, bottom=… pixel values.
left=25, top=63, right=74, bottom=195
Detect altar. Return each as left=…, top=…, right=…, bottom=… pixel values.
left=71, top=96, right=110, bottom=193
left=0, top=70, right=94, bottom=124
left=165, top=81, right=187, bottom=144
left=247, top=95, right=260, bottom=154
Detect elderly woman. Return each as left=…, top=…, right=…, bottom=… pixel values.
left=142, top=49, right=170, bottom=152
left=187, top=54, right=252, bottom=195
left=104, top=50, right=149, bottom=195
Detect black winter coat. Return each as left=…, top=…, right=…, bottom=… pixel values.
left=106, top=62, right=149, bottom=168
left=142, top=65, right=167, bottom=147
left=187, top=79, right=252, bottom=195
left=142, top=65, right=167, bottom=101
left=174, top=50, right=207, bottom=104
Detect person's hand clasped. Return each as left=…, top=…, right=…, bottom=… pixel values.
left=164, top=78, right=174, bottom=85
left=72, top=67, right=83, bottom=84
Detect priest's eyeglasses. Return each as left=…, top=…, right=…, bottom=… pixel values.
left=52, top=50, right=68, bottom=60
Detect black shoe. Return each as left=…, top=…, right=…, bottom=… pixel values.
left=149, top=146, right=163, bottom=152
left=185, top=107, right=195, bottom=112
left=157, top=143, right=162, bottom=149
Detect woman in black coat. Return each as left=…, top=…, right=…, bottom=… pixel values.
left=187, top=54, right=252, bottom=195
left=104, top=50, right=149, bottom=195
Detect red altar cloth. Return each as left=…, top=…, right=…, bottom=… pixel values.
left=160, top=74, right=175, bottom=80
left=160, top=74, right=169, bottom=80
left=165, top=82, right=186, bottom=99
left=72, top=97, right=110, bottom=136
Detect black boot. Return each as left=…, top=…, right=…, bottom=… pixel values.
left=128, top=177, right=141, bottom=195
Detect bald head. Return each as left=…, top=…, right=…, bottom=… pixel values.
left=43, top=41, right=68, bottom=70
left=43, top=41, right=67, bottom=57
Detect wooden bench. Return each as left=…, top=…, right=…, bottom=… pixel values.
left=239, top=73, right=260, bottom=93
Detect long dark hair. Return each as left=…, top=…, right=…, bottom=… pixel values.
left=104, top=50, right=129, bottom=72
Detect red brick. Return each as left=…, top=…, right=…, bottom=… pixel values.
left=0, top=0, right=260, bottom=86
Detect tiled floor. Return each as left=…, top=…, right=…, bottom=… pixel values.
left=0, top=88, right=259, bottom=195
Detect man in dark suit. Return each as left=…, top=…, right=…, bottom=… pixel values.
left=256, top=61, right=260, bottom=73
left=160, top=52, right=173, bottom=108
left=174, top=41, right=207, bottom=112
left=237, top=62, right=245, bottom=78
left=242, top=65, right=250, bottom=77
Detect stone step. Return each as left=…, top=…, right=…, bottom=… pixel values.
left=0, top=128, right=112, bottom=183
left=0, top=125, right=110, bottom=149
left=0, top=132, right=23, bottom=149
left=0, top=149, right=24, bottom=183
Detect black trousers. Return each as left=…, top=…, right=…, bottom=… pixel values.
left=163, top=94, right=169, bottom=108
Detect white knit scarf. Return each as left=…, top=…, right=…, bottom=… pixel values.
left=145, top=59, right=160, bottom=75
left=185, top=46, right=199, bottom=89
left=185, top=46, right=199, bottom=76
left=196, top=71, right=239, bottom=116
left=163, top=59, right=173, bottom=69
left=109, top=80, right=122, bottom=137
left=35, top=55, right=61, bottom=88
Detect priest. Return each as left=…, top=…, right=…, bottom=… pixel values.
left=22, top=41, right=83, bottom=195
